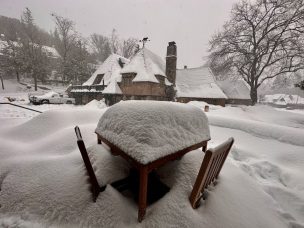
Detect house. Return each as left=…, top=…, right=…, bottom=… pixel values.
left=71, top=41, right=249, bottom=107
left=70, top=42, right=176, bottom=104
left=217, top=79, right=251, bottom=105
left=175, top=66, right=227, bottom=106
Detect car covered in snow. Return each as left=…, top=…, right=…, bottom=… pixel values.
left=29, top=91, right=75, bottom=105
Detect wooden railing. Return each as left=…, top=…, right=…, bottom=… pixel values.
left=189, top=137, right=234, bottom=209
left=70, top=84, right=105, bottom=92
left=0, top=102, right=42, bottom=113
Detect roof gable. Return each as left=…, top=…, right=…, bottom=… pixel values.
left=83, top=54, right=129, bottom=86
left=102, top=79, right=122, bottom=94
left=120, top=48, right=166, bottom=83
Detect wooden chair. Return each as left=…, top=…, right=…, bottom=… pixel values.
left=189, top=137, right=234, bottom=209
left=75, top=126, right=106, bottom=202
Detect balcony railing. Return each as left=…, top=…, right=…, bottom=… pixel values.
left=70, top=84, right=106, bottom=92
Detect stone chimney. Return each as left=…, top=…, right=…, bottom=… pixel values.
left=166, top=41, right=177, bottom=86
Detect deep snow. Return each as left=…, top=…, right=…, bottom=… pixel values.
left=96, top=101, right=210, bottom=164
left=0, top=93, right=303, bottom=227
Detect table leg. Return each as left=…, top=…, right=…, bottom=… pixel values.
left=202, top=141, right=207, bottom=152
left=138, top=166, right=148, bottom=222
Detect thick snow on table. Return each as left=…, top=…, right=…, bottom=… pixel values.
left=95, top=100, right=210, bottom=164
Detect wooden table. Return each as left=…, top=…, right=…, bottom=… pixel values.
left=96, top=132, right=209, bottom=222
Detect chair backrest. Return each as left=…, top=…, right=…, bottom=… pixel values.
left=189, top=137, right=234, bottom=208
left=75, top=126, right=101, bottom=202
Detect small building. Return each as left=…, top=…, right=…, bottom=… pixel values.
left=217, top=79, right=251, bottom=105
left=175, top=66, right=227, bottom=106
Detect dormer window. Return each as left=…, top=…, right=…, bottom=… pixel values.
left=93, top=74, right=104, bottom=85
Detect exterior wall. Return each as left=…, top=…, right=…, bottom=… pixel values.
left=70, top=92, right=104, bottom=105
left=177, top=97, right=226, bottom=107
left=120, top=73, right=168, bottom=98
left=226, top=98, right=252, bottom=105
left=120, top=82, right=166, bottom=97
left=103, top=94, right=123, bottom=106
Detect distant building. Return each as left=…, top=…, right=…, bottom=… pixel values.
left=217, top=79, right=251, bottom=105
left=176, top=66, right=227, bottom=106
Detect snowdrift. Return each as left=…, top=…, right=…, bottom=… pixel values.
left=0, top=107, right=288, bottom=227
left=96, top=101, right=210, bottom=164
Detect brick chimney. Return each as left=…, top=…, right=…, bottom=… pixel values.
left=166, top=41, right=177, bottom=86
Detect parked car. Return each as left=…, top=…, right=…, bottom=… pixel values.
left=29, top=91, right=75, bottom=105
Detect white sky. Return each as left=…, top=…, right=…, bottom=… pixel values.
left=0, top=0, right=237, bottom=68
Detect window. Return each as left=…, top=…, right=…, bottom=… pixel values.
left=93, top=74, right=104, bottom=85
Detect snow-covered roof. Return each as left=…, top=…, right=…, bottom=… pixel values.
left=217, top=79, right=251, bottom=100
left=0, top=40, right=60, bottom=58
left=102, top=80, right=122, bottom=94
left=83, top=54, right=129, bottom=86
left=176, top=66, right=227, bottom=99
left=120, top=48, right=167, bottom=83
left=42, top=45, right=60, bottom=58
left=95, top=100, right=210, bottom=164
left=263, top=94, right=304, bottom=105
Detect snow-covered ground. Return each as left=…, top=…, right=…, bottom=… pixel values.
left=0, top=88, right=304, bottom=227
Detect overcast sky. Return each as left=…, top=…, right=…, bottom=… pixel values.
left=0, top=0, right=237, bottom=68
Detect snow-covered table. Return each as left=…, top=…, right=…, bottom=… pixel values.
left=95, top=101, right=210, bottom=222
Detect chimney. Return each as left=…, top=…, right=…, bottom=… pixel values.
left=184, top=65, right=187, bottom=69
left=166, top=41, right=177, bottom=86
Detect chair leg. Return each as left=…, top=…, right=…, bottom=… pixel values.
left=138, top=166, right=148, bottom=222
left=100, top=185, right=107, bottom=192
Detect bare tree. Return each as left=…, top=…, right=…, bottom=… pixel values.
left=122, top=38, right=138, bottom=58
left=51, top=13, right=76, bottom=81
left=209, top=0, right=304, bottom=104
left=20, top=8, right=49, bottom=91
left=90, top=33, right=111, bottom=62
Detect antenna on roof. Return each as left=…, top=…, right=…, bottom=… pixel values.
left=139, top=37, right=150, bottom=48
